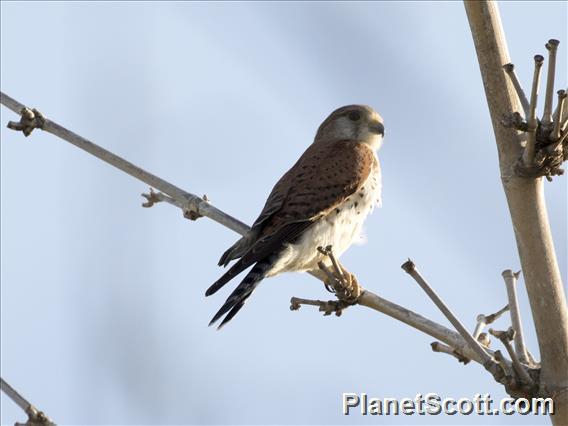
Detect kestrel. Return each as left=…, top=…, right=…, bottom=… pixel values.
left=206, top=105, right=385, bottom=328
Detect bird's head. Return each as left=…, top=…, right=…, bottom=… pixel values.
left=315, top=105, right=384, bottom=150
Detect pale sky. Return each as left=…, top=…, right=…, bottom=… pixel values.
left=1, top=1, right=566, bottom=425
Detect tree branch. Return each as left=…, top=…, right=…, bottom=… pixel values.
left=472, top=304, right=509, bottom=340
left=1, top=377, right=55, bottom=425
left=464, top=1, right=568, bottom=423
left=501, top=270, right=531, bottom=365
left=0, top=92, right=249, bottom=237
left=401, top=260, right=495, bottom=367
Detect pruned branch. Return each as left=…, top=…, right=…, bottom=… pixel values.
left=522, top=54, right=544, bottom=167
left=0, top=92, right=248, bottom=237
left=290, top=297, right=348, bottom=317
left=401, top=260, right=502, bottom=379
left=0, top=377, right=55, bottom=426
left=502, top=64, right=529, bottom=117
left=500, top=42, right=567, bottom=179
left=501, top=270, right=531, bottom=365
left=473, top=304, right=509, bottom=340
left=465, top=1, right=568, bottom=423
left=543, top=39, right=559, bottom=127
left=489, top=328, right=537, bottom=393
left=431, top=341, right=470, bottom=365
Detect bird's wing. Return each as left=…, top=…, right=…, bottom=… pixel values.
left=206, top=140, right=375, bottom=296
left=217, top=166, right=296, bottom=267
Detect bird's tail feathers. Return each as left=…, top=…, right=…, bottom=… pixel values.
left=209, top=255, right=277, bottom=329
left=206, top=256, right=249, bottom=297
left=218, top=234, right=254, bottom=267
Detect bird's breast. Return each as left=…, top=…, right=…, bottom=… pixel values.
left=268, top=164, right=382, bottom=276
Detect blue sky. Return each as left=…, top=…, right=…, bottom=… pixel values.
left=1, top=2, right=566, bottom=424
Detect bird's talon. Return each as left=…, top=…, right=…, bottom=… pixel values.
left=323, top=280, right=335, bottom=294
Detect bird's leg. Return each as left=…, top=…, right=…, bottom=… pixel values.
left=336, top=263, right=362, bottom=303
left=289, top=246, right=363, bottom=316
left=317, top=245, right=362, bottom=304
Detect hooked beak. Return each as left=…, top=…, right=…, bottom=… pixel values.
left=369, top=120, right=384, bottom=136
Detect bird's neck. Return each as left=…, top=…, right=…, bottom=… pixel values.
left=361, top=134, right=383, bottom=152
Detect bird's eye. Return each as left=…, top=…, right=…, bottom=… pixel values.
left=348, top=111, right=361, bottom=121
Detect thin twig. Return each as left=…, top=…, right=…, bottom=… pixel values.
left=523, top=55, right=544, bottom=166
left=0, top=91, right=248, bottom=236
left=502, top=270, right=530, bottom=364
left=1, top=377, right=29, bottom=412
left=430, top=342, right=470, bottom=364
left=494, top=350, right=517, bottom=387
left=1, top=377, right=55, bottom=425
left=401, top=259, right=497, bottom=370
left=141, top=188, right=212, bottom=221
left=542, top=40, right=559, bottom=127
left=526, top=349, right=539, bottom=367
left=503, top=63, right=530, bottom=117
left=552, top=90, right=567, bottom=141
left=549, top=128, right=568, bottom=155
left=554, top=86, right=568, bottom=126
left=489, top=328, right=536, bottom=388
left=473, top=304, right=509, bottom=340
left=289, top=297, right=347, bottom=317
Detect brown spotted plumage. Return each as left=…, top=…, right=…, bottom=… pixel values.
left=207, top=105, right=385, bottom=328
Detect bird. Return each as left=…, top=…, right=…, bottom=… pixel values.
left=206, top=105, right=385, bottom=328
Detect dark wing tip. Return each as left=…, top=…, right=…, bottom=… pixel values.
left=208, top=309, right=225, bottom=327
left=205, top=279, right=225, bottom=297
left=217, top=251, right=229, bottom=267
left=217, top=301, right=245, bottom=329
left=205, top=285, right=215, bottom=297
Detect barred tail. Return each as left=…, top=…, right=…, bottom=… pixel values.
left=208, top=254, right=277, bottom=329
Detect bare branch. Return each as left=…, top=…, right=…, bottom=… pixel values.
left=401, top=259, right=496, bottom=368
left=503, top=63, right=530, bottom=117
left=465, top=2, right=568, bottom=421
left=431, top=341, right=471, bottom=364
left=0, top=92, right=249, bottom=237
left=1, top=377, right=55, bottom=425
left=502, top=270, right=530, bottom=365
left=494, top=350, right=517, bottom=387
left=552, top=90, right=567, bottom=141
left=523, top=55, right=544, bottom=166
left=554, top=87, right=568, bottom=126
left=289, top=297, right=348, bottom=317
left=542, top=40, right=559, bottom=127
left=489, top=328, right=536, bottom=389
left=6, top=107, right=46, bottom=137
left=473, top=304, right=509, bottom=340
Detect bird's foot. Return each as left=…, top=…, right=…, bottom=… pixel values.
left=289, top=245, right=363, bottom=317
left=317, top=245, right=362, bottom=304
left=330, top=267, right=362, bottom=304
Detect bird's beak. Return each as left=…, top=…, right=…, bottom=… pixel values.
left=369, top=121, right=384, bottom=136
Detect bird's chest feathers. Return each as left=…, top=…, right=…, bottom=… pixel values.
left=274, top=165, right=381, bottom=274
left=320, top=166, right=381, bottom=251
